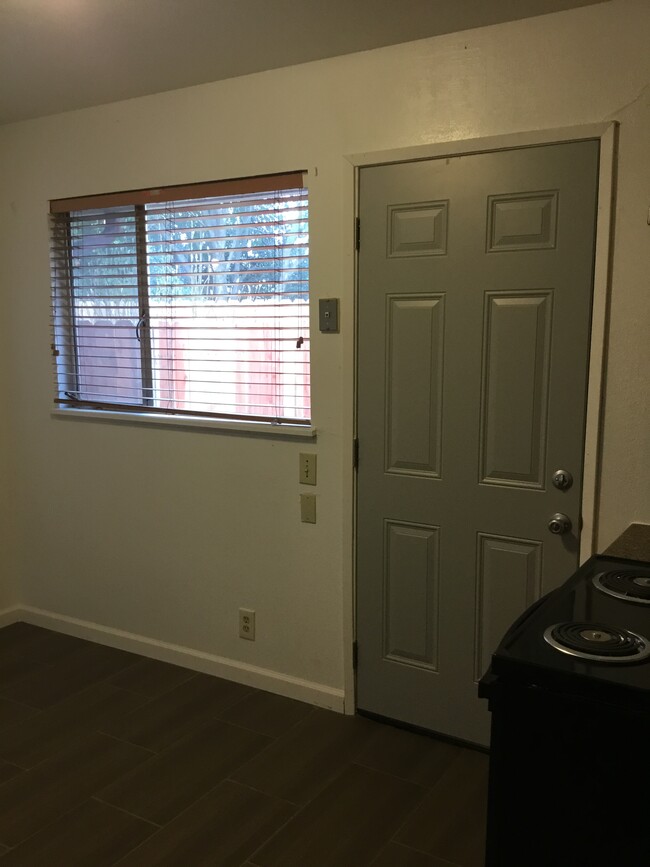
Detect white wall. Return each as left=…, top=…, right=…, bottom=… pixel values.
left=0, top=276, right=18, bottom=614
left=0, top=0, right=648, bottom=697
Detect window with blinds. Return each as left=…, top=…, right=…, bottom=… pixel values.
left=50, top=172, right=310, bottom=425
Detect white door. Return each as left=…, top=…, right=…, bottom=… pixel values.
left=356, top=140, right=600, bottom=745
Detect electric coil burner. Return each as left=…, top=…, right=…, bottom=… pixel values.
left=593, top=568, right=650, bottom=603
left=543, top=621, right=650, bottom=662
left=479, top=553, right=650, bottom=867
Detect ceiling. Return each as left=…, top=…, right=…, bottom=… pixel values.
left=0, top=0, right=609, bottom=125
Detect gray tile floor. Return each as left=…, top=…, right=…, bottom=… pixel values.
left=0, top=622, right=487, bottom=866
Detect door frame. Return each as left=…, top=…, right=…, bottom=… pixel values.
left=341, top=122, right=618, bottom=711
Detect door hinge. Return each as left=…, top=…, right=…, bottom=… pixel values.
left=352, top=640, right=359, bottom=669
left=355, top=217, right=361, bottom=251
left=353, top=438, right=359, bottom=469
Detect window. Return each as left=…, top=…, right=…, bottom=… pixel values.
left=50, top=172, right=310, bottom=426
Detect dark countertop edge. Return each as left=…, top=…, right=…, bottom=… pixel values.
left=601, top=523, right=650, bottom=562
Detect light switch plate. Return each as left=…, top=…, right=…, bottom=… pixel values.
left=300, top=494, right=317, bottom=523
left=299, top=453, right=317, bottom=485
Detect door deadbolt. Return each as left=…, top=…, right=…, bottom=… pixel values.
left=552, top=469, right=573, bottom=491
left=548, top=513, right=572, bottom=535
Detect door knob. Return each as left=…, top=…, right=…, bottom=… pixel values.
left=548, top=513, right=572, bottom=535
left=552, top=469, right=573, bottom=491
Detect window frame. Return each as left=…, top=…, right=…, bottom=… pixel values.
left=50, top=172, right=313, bottom=433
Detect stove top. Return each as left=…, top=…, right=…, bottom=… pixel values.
left=489, top=554, right=650, bottom=709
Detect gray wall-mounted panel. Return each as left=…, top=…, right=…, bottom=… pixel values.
left=474, top=533, right=542, bottom=680
left=386, top=295, right=445, bottom=478
left=479, top=291, right=552, bottom=488
left=383, top=520, right=440, bottom=670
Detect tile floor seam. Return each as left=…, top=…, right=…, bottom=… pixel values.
left=243, top=762, right=428, bottom=867
left=0, top=758, right=27, bottom=776
left=0, top=797, right=93, bottom=857
left=347, top=761, right=431, bottom=807
left=227, top=749, right=353, bottom=808
left=218, top=736, right=300, bottom=792
left=0, top=690, right=43, bottom=712
left=387, top=837, right=463, bottom=867
left=100, top=714, right=273, bottom=780
left=213, top=684, right=255, bottom=712
left=103, top=680, right=257, bottom=754
left=210, top=716, right=283, bottom=739
left=90, top=795, right=163, bottom=829
left=0, top=698, right=41, bottom=719
left=102, top=774, right=296, bottom=864
left=244, top=793, right=314, bottom=867
left=2, top=680, right=110, bottom=719
left=107, top=824, right=163, bottom=867
left=0, top=658, right=144, bottom=712
left=94, top=726, right=276, bottom=830
left=383, top=788, right=445, bottom=860
left=94, top=691, right=179, bottom=747
left=100, top=674, right=200, bottom=701
left=221, top=777, right=297, bottom=808
left=92, top=730, right=158, bottom=756
left=350, top=757, right=440, bottom=790
left=215, top=704, right=317, bottom=740
left=206, top=690, right=256, bottom=722
left=357, top=766, right=433, bottom=857
left=206, top=716, right=275, bottom=740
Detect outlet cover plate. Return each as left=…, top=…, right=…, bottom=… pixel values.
left=239, top=608, right=255, bottom=640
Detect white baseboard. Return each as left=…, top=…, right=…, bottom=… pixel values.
left=0, top=606, right=22, bottom=628
left=2, top=606, right=346, bottom=713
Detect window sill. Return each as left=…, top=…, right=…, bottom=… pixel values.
left=51, top=407, right=317, bottom=438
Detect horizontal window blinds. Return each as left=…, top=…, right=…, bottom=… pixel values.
left=50, top=173, right=310, bottom=424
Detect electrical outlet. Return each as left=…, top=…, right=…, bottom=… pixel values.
left=299, top=452, right=317, bottom=485
left=239, top=608, right=255, bottom=640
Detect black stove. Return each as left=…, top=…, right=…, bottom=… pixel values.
left=479, top=553, right=650, bottom=867
left=488, top=555, right=650, bottom=698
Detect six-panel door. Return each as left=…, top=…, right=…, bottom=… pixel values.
left=356, top=141, right=600, bottom=745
